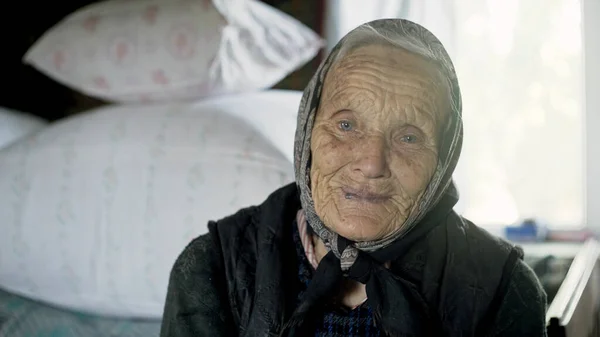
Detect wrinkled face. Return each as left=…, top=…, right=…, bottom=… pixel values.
left=310, top=44, right=449, bottom=242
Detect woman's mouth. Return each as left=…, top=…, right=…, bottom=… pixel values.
left=342, top=187, right=391, bottom=204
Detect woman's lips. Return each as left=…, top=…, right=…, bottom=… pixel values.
left=342, top=187, right=391, bottom=204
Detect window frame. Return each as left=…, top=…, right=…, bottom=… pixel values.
left=583, top=0, right=600, bottom=231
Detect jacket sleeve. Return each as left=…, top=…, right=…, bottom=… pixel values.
left=488, top=259, right=548, bottom=337
left=160, top=233, right=237, bottom=337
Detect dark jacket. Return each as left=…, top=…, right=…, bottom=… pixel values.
left=160, top=183, right=548, bottom=336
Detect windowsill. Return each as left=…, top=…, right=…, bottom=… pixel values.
left=479, top=224, right=585, bottom=258
left=519, top=242, right=583, bottom=259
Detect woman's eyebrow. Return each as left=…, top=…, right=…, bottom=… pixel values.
left=328, top=109, right=353, bottom=119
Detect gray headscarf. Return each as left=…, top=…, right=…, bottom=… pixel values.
left=293, top=19, right=463, bottom=271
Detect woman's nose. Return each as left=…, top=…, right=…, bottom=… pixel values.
left=351, top=136, right=391, bottom=179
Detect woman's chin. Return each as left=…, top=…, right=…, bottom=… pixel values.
left=328, top=218, right=391, bottom=242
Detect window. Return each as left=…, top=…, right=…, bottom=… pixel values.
left=326, top=0, right=585, bottom=228
left=453, top=0, right=583, bottom=227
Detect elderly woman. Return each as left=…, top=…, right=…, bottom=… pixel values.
left=160, top=19, right=547, bottom=336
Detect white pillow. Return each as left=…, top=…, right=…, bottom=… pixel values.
left=23, top=0, right=322, bottom=103
left=0, top=107, right=47, bottom=150
left=201, top=89, right=302, bottom=163
left=0, top=95, right=297, bottom=318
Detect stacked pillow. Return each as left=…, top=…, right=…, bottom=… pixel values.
left=24, top=0, right=322, bottom=102
left=0, top=91, right=303, bottom=318
left=0, top=0, right=319, bottom=319
left=0, top=107, right=47, bottom=150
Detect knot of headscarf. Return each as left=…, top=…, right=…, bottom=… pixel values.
left=284, top=18, right=463, bottom=336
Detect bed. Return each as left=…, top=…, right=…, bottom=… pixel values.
left=0, top=290, right=160, bottom=337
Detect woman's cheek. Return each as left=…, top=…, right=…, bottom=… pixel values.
left=395, top=152, right=438, bottom=193
left=312, top=132, right=349, bottom=174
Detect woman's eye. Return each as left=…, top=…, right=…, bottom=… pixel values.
left=338, top=121, right=353, bottom=132
left=400, top=135, right=419, bottom=143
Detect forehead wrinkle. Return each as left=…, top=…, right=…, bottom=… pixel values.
left=331, top=74, right=437, bottom=105
left=323, top=79, right=377, bottom=111
left=326, top=82, right=377, bottom=101
left=408, top=91, right=442, bottom=116
left=334, top=63, right=436, bottom=89
left=381, top=75, right=447, bottom=124
left=403, top=105, right=437, bottom=133
left=322, top=48, right=450, bottom=127
left=341, top=43, right=441, bottom=72
left=334, top=48, right=441, bottom=81
left=335, top=45, right=448, bottom=94
left=329, top=76, right=443, bottom=124
left=331, top=65, right=443, bottom=104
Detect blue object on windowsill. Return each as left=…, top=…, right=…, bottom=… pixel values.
left=505, top=219, right=548, bottom=242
